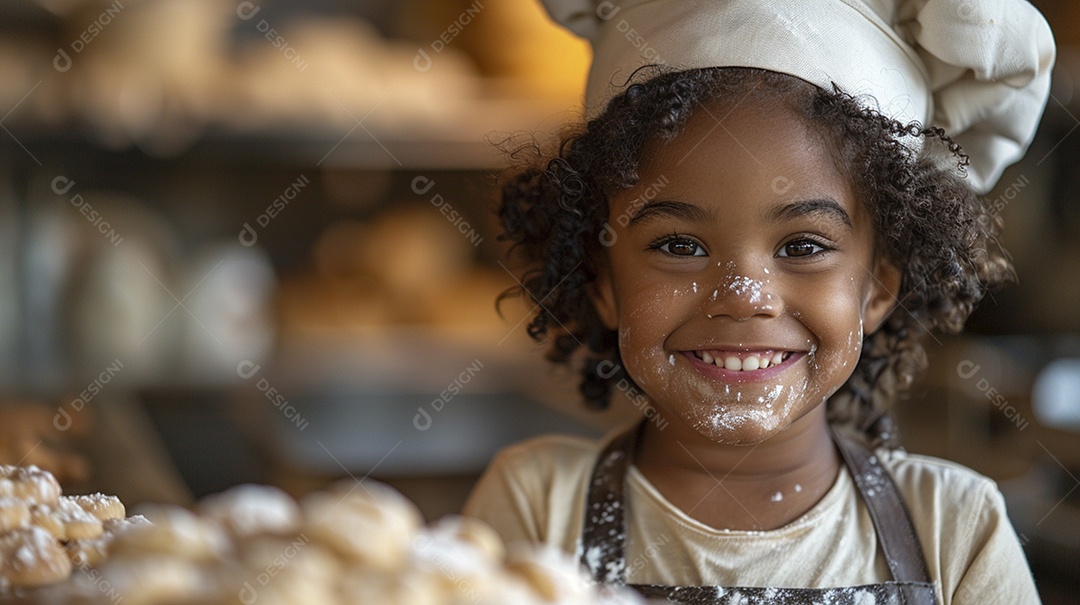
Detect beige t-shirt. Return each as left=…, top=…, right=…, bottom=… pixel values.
left=463, top=430, right=1041, bottom=604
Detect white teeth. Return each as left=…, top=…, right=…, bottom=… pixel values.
left=692, top=351, right=792, bottom=371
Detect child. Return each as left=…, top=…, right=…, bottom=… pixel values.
left=465, top=2, right=1054, bottom=604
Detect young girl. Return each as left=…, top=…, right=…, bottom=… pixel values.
left=465, top=2, right=1054, bottom=603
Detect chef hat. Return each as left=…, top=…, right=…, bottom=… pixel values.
left=540, top=0, right=1055, bottom=193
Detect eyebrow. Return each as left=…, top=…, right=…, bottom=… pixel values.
left=628, top=200, right=712, bottom=226
left=766, top=198, right=853, bottom=230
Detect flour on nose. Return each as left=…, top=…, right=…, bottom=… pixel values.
left=728, top=275, right=765, bottom=304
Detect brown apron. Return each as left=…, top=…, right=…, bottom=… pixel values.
left=579, top=422, right=938, bottom=604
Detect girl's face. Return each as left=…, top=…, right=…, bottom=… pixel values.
left=591, top=101, right=900, bottom=445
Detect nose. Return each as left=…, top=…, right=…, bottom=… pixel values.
left=702, top=266, right=780, bottom=321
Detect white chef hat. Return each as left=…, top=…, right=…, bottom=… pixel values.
left=539, top=0, right=1055, bottom=193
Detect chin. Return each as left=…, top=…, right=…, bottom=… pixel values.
left=688, top=410, right=788, bottom=445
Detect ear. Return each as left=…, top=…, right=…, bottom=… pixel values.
left=588, top=263, right=620, bottom=331
left=863, top=257, right=901, bottom=334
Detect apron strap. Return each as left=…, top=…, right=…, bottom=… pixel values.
left=580, top=421, right=932, bottom=587
left=829, top=425, right=933, bottom=585
left=633, top=582, right=932, bottom=604
left=578, top=422, right=642, bottom=584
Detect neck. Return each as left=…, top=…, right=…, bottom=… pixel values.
left=635, top=407, right=841, bottom=530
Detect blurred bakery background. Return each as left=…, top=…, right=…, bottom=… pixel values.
left=0, top=0, right=1077, bottom=601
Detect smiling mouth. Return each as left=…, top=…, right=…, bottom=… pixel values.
left=686, top=349, right=794, bottom=372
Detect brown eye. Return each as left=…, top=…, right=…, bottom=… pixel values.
left=778, top=239, right=825, bottom=258
left=659, top=238, right=705, bottom=257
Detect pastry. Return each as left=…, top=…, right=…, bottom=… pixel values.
left=91, top=556, right=206, bottom=605
left=0, top=466, right=644, bottom=605
left=0, top=526, right=72, bottom=588
left=66, top=515, right=151, bottom=568
left=29, top=499, right=103, bottom=540
left=197, top=484, right=300, bottom=538
left=111, top=505, right=228, bottom=561
left=0, top=465, right=61, bottom=506
left=427, top=514, right=505, bottom=562
left=0, top=498, right=30, bottom=533
left=301, top=481, right=423, bottom=570
left=507, top=545, right=607, bottom=605
left=69, top=494, right=126, bottom=522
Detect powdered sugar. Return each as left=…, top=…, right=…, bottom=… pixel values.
left=726, top=275, right=765, bottom=304
left=198, top=484, right=301, bottom=537
left=13, top=526, right=55, bottom=567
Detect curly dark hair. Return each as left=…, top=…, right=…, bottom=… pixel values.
left=497, top=67, right=1012, bottom=447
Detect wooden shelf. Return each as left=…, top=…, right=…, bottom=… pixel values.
left=3, top=96, right=582, bottom=171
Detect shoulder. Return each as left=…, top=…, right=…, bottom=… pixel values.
left=877, top=448, right=999, bottom=503
left=463, top=431, right=611, bottom=550
left=877, top=449, right=1038, bottom=603
left=490, top=433, right=603, bottom=469
left=876, top=447, right=1003, bottom=539
left=485, top=430, right=613, bottom=491
left=480, top=433, right=603, bottom=491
